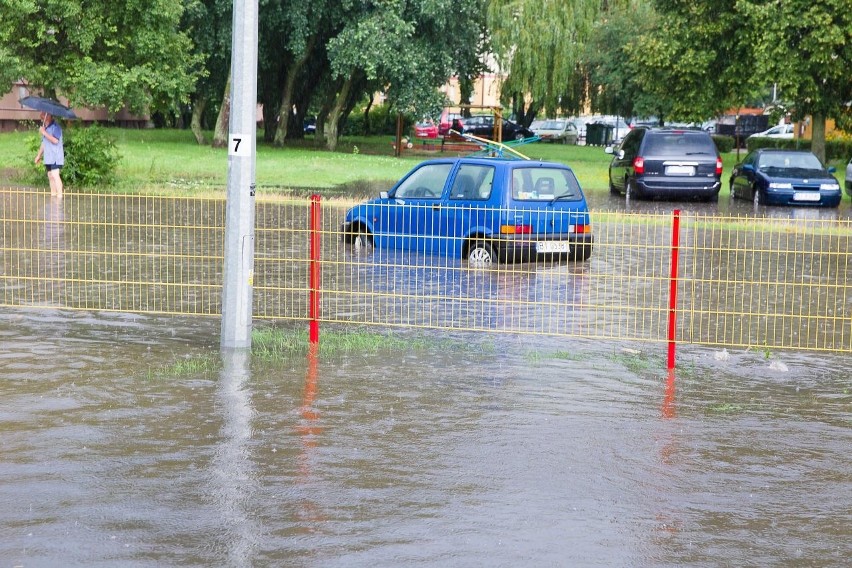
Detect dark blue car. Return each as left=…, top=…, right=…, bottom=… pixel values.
left=730, top=149, right=841, bottom=207
left=341, top=157, right=593, bottom=265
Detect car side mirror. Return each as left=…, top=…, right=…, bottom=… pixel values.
left=617, top=149, right=625, bottom=160
left=380, top=191, right=389, bottom=199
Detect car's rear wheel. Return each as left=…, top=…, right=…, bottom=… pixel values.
left=569, top=242, right=592, bottom=262
left=515, top=132, right=525, bottom=141
left=467, top=241, right=496, bottom=266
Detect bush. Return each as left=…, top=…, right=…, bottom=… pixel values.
left=712, top=135, right=734, bottom=153
left=342, top=103, right=413, bottom=136
left=25, top=123, right=122, bottom=187
left=745, top=136, right=852, bottom=161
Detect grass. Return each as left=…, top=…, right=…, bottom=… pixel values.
left=2, top=127, right=846, bottom=198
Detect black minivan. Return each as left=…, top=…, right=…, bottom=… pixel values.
left=606, top=128, right=723, bottom=201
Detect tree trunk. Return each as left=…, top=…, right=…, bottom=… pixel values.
left=363, top=96, right=373, bottom=135
left=212, top=72, right=231, bottom=148
left=810, top=113, right=826, bottom=164
left=324, top=75, right=354, bottom=152
left=190, top=96, right=207, bottom=145
left=273, top=42, right=314, bottom=147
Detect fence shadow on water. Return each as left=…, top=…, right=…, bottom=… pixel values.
left=2, top=189, right=850, bottom=354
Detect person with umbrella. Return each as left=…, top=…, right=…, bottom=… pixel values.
left=34, top=111, right=65, bottom=197
left=20, top=95, right=76, bottom=198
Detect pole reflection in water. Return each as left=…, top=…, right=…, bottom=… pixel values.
left=661, top=369, right=677, bottom=419
left=296, top=343, right=326, bottom=526
left=213, top=350, right=259, bottom=566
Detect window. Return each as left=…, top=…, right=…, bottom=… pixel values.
left=512, top=168, right=582, bottom=201
left=450, top=165, right=495, bottom=200
left=394, top=163, right=452, bottom=198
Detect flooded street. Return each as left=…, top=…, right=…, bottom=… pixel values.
left=1, top=308, right=850, bottom=566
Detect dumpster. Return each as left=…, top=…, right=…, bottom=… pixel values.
left=586, top=122, right=614, bottom=146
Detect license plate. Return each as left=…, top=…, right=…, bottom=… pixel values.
left=536, top=241, right=570, bottom=253
left=666, top=165, right=695, bottom=176
left=793, top=192, right=820, bottom=202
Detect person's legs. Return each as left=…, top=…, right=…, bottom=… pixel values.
left=47, top=167, right=63, bottom=197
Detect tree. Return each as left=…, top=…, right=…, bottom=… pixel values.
left=631, top=0, right=852, bottom=161
left=487, top=0, right=605, bottom=122
left=0, top=0, right=204, bottom=115
left=746, top=0, right=852, bottom=161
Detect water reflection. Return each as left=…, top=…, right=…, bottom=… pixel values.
left=212, top=350, right=259, bottom=566
left=295, top=344, right=326, bottom=527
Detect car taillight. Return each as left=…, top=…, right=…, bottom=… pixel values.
left=633, top=156, right=645, bottom=174
left=573, top=224, right=591, bottom=234
left=500, top=224, right=532, bottom=234
left=715, top=157, right=723, bottom=175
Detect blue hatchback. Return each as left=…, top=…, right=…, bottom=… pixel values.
left=341, top=157, right=593, bottom=265
left=730, top=149, right=841, bottom=207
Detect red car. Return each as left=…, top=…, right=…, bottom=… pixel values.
left=414, top=120, right=438, bottom=139
left=438, top=110, right=464, bottom=136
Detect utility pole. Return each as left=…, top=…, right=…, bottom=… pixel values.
left=221, top=0, right=259, bottom=350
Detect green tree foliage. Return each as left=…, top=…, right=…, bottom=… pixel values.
left=0, top=0, right=204, bottom=114
left=487, top=0, right=604, bottom=122
left=629, top=0, right=851, bottom=160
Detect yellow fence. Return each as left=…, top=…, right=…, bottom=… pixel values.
left=2, top=189, right=850, bottom=353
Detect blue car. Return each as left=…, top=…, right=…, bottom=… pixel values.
left=730, top=149, right=841, bottom=207
left=341, top=157, right=593, bottom=265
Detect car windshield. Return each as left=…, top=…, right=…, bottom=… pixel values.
left=758, top=153, right=823, bottom=172
left=512, top=168, right=581, bottom=201
left=542, top=120, right=566, bottom=130
left=394, top=163, right=452, bottom=198
left=643, top=132, right=716, bottom=156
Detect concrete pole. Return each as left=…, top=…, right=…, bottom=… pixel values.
left=221, top=0, right=258, bottom=350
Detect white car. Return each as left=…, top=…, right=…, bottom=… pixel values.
left=845, top=157, right=852, bottom=200
left=534, top=119, right=579, bottom=144
left=748, top=123, right=794, bottom=139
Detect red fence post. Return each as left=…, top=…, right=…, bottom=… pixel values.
left=667, top=209, right=681, bottom=371
left=309, top=195, right=321, bottom=345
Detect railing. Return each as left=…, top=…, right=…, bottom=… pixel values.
left=2, top=189, right=850, bottom=355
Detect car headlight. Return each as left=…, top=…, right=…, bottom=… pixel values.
left=768, top=182, right=792, bottom=189
left=820, top=183, right=840, bottom=190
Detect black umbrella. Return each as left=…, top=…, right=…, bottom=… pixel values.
left=18, top=95, right=78, bottom=119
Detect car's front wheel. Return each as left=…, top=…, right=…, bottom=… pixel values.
left=467, top=241, right=496, bottom=266
left=346, top=225, right=373, bottom=251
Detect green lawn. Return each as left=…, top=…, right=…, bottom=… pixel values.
left=1, top=127, right=845, bottom=198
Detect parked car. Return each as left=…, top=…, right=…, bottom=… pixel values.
left=414, top=119, right=438, bottom=139
left=303, top=116, right=316, bottom=134
left=748, top=123, right=794, bottom=140
left=846, top=157, right=852, bottom=200
left=535, top=119, right=579, bottom=144
left=729, top=149, right=841, bottom=207
left=459, top=115, right=535, bottom=141
left=341, top=157, right=593, bottom=264
left=606, top=127, right=723, bottom=201
left=529, top=119, right=547, bottom=136
left=438, top=109, right=464, bottom=136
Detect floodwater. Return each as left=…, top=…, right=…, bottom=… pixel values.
left=1, top=308, right=850, bottom=567
left=1, top=190, right=851, bottom=566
